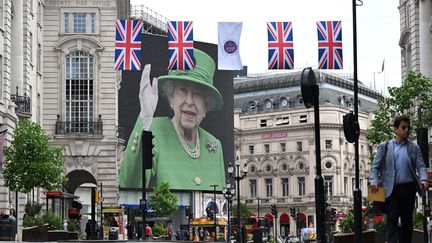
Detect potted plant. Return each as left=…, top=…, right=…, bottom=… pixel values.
left=66, top=219, right=80, bottom=240
left=412, top=211, right=425, bottom=242
left=152, top=223, right=167, bottom=240
left=22, top=203, right=48, bottom=242
left=43, top=211, right=68, bottom=241
left=334, top=211, right=375, bottom=243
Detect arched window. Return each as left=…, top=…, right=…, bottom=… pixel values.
left=265, top=164, right=272, bottom=172
left=65, top=51, right=94, bottom=133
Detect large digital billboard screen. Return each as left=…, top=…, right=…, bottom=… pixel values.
left=119, top=34, right=234, bottom=192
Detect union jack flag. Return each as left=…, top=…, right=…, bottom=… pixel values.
left=168, top=21, right=195, bottom=70
left=317, top=21, right=343, bottom=69
left=267, top=22, right=294, bottom=70
left=115, top=19, right=143, bottom=70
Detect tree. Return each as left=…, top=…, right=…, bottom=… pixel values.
left=2, top=119, right=65, bottom=194
left=149, top=182, right=178, bottom=217
left=232, top=202, right=252, bottom=218
left=366, top=72, right=432, bottom=145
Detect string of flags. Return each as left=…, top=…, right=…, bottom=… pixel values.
left=114, top=19, right=343, bottom=72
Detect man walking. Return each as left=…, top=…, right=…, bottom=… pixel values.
left=370, top=115, right=429, bottom=243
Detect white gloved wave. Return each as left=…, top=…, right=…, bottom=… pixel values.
left=139, top=64, right=159, bottom=131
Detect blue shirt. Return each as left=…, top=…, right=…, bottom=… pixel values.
left=393, top=139, right=414, bottom=185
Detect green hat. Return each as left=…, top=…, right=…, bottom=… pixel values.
left=158, top=49, right=223, bottom=111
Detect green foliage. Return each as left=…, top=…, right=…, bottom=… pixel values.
left=152, top=223, right=166, bottom=237
left=25, top=202, right=42, bottom=217
left=41, top=211, right=63, bottom=230
left=23, top=215, right=43, bottom=228
left=3, top=120, right=66, bottom=193
left=339, top=212, right=354, bottom=233
left=367, top=72, right=432, bottom=145
left=23, top=210, right=63, bottom=230
left=413, top=211, right=424, bottom=231
left=374, top=219, right=386, bottom=233
left=67, top=219, right=79, bottom=232
left=338, top=211, right=369, bottom=233
left=149, top=183, right=178, bottom=217
left=232, top=202, right=252, bottom=218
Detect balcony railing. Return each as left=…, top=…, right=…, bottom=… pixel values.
left=11, top=93, right=31, bottom=114
left=55, top=116, right=103, bottom=135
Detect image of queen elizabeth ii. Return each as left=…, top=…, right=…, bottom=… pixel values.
left=119, top=49, right=226, bottom=190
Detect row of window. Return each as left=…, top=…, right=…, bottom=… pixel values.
left=64, top=12, right=97, bottom=34
left=248, top=160, right=335, bottom=174
left=248, top=176, right=364, bottom=198
left=247, top=96, right=304, bottom=113
left=248, top=140, right=333, bottom=154
left=259, top=114, right=307, bottom=128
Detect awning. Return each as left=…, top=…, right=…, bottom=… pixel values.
left=265, top=213, right=273, bottom=221
left=279, top=213, right=290, bottom=223
left=44, top=191, right=79, bottom=199
left=121, top=204, right=140, bottom=209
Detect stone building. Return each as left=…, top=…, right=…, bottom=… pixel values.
left=41, top=0, right=129, bottom=214
left=398, top=0, right=432, bottom=161
left=398, top=0, right=432, bottom=80
left=234, top=71, right=381, bottom=236
left=0, top=0, right=45, bottom=233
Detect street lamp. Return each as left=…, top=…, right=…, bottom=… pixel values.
left=228, top=156, right=248, bottom=243
left=222, top=183, right=235, bottom=242
left=210, top=185, right=219, bottom=241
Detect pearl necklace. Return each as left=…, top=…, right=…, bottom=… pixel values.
left=173, top=121, right=200, bottom=159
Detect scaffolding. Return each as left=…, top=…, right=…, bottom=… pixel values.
left=130, top=5, right=168, bottom=36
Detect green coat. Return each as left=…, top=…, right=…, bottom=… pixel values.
left=119, top=117, right=226, bottom=190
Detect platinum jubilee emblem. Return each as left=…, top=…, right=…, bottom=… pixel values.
left=223, top=40, right=238, bottom=55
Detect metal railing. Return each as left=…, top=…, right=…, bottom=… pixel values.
left=55, top=120, right=103, bottom=135
left=11, top=93, right=31, bottom=114
left=130, top=5, right=168, bottom=35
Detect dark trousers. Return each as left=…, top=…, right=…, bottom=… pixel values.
left=385, top=182, right=416, bottom=243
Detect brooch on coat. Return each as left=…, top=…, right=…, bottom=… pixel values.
left=205, top=140, right=218, bottom=153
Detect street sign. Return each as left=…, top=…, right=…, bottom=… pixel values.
left=140, top=199, right=146, bottom=208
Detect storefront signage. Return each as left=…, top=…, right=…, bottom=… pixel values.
left=262, top=132, right=287, bottom=139
left=47, top=0, right=111, bottom=6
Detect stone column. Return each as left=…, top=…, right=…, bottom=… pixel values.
left=10, top=0, right=24, bottom=95
left=419, top=0, right=432, bottom=78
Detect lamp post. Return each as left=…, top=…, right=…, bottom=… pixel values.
left=222, top=183, right=235, bottom=242
left=257, top=197, right=261, bottom=218
left=228, top=156, right=248, bottom=243
left=210, top=185, right=219, bottom=241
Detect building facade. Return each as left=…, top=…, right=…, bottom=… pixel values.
left=398, top=0, right=432, bottom=166
left=398, top=0, right=432, bottom=80
left=234, top=71, right=381, bottom=236
left=42, top=0, right=128, bottom=213
left=0, top=0, right=44, bottom=231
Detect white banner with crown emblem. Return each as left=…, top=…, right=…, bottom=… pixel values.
left=218, top=22, right=243, bottom=70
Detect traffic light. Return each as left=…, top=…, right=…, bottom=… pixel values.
left=330, top=208, right=337, bottom=221
left=206, top=207, right=214, bottom=220
left=290, top=207, right=296, bottom=219
left=185, top=206, right=193, bottom=219
left=271, top=204, right=277, bottom=216
left=142, top=131, right=155, bottom=169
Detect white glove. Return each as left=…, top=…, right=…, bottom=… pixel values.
left=139, top=64, right=159, bottom=131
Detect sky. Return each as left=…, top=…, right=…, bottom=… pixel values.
left=130, top=0, right=402, bottom=94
